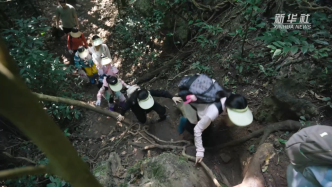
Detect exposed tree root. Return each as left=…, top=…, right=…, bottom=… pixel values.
left=234, top=143, right=274, bottom=187
left=191, top=0, right=235, bottom=12
left=92, top=123, right=137, bottom=161
left=128, top=124, right=230, bottom=187
left=296, top=0, right=332, bottom=12
left=134, top=51, right=192, bottom=84
left=206, top=120, right=316, bottom=152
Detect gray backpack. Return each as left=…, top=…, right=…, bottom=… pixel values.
left=285, top=125, right=332, bottom=168
left=178, top=74, right=224, bottom=114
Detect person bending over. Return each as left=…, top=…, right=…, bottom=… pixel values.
left=117, top=85, right=182, bottom=123
left=96, top=76, right=129, bottom=111
left=178, top=88, right=253, bottom=165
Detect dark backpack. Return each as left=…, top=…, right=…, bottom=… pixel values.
left=178, top=74, right=224, bottom=114
left=285, top=125, right=332, bottom=168
left=70, top=33, right=83, bottom=50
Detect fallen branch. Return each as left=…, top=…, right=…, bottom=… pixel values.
left=206, top=120, right=316, bottom=152
left=92, top=146, right=112, bottom=161
left=0, top=165, right=49, bottom=180
left=2, top=152, right=36, bottom=165
left=129, top=142, right=184, bottom=150
left=33, top=92, right=131, bottom=125
left=168, top=68, right=193, bottom=81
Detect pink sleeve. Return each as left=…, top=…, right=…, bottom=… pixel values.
left=194, top=116, right=212, bottom=158
left=97, top=86, right=105, bottom=100
left=121, top=80, right=129, bottom=88
left=103, top=76, right=109, bottom=88
left=112, top=66, right=118, bottom=74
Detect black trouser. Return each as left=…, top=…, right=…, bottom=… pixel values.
left=132, top=102, right=166, bottom=124
left=183, top=118, right=213, bottom=146
left=63, top=27, right=73, bottom=34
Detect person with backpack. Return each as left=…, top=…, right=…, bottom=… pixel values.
left=95, top=76, right=129, bottom=111
left=285, top=125, right=332, bottom=187
left=177, top=74, right=253, bottom=165
left=116, top=85, right=183, bottom=124
left=67, top=27, right=88, bottom=54
left=74, top=46, right=98, bottom=84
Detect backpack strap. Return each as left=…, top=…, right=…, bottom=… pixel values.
left=201, top=81, right=216, bottom=95
left=186, top=74, right=200, bottom=88
left=214, top=102, right=223, bottom=115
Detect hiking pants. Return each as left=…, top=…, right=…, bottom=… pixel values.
left=132, top=102, right=166, bottom=124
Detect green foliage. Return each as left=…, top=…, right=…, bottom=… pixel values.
left=47, top=176, right=69, bottom=187
left=37, top=158, right=50, bottom=165
left=248, top=144, right=255, bottom=153
left=2, top=17, right=83, bottom=122
left=191, top=61, right=212, bottom=75
left=93, top=162, right=107, bottom=177
left=277, top=138, right=287, bottom=144
left=194, top=22, right=223, bottom=49
left=151, top=163, right=165, bottom=181
left=255, top=29, right=316, bottom=57
left=5, top=175, right=37, bottom=187
left=258, top=65, right=277, bottom=77
left=114, top=7, right=165, bottom=63
left=64, top=128, right=71, bottom=136
left=128, top=160, right=144, bottom=176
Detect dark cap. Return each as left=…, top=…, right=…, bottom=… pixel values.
left=106, top=76, right=118, bottom=85
left=71, top=27, right=79, bottom=33
left=77, top=46, right=85, bottom=53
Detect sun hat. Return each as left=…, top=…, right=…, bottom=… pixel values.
left=92, top=37, right=103, bottom=46
left=138, top=91, right=154, bottom=109
left=70, top=27, right=81, bottom=38
left=108, top=77, right=123, bottom=92
left=77, top=47, right=89, bottom=59
left=226, top=106, right=253, bottom=127
left=127, top=85, right=140, bottom=97
left=101, top=55, right=112, bottom=66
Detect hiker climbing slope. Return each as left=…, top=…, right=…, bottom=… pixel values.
left=117, top=85, right=182, bottom=124
left=177, top=74, right=253, bottom=165
left=285, top=125, right=332, bottom=187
